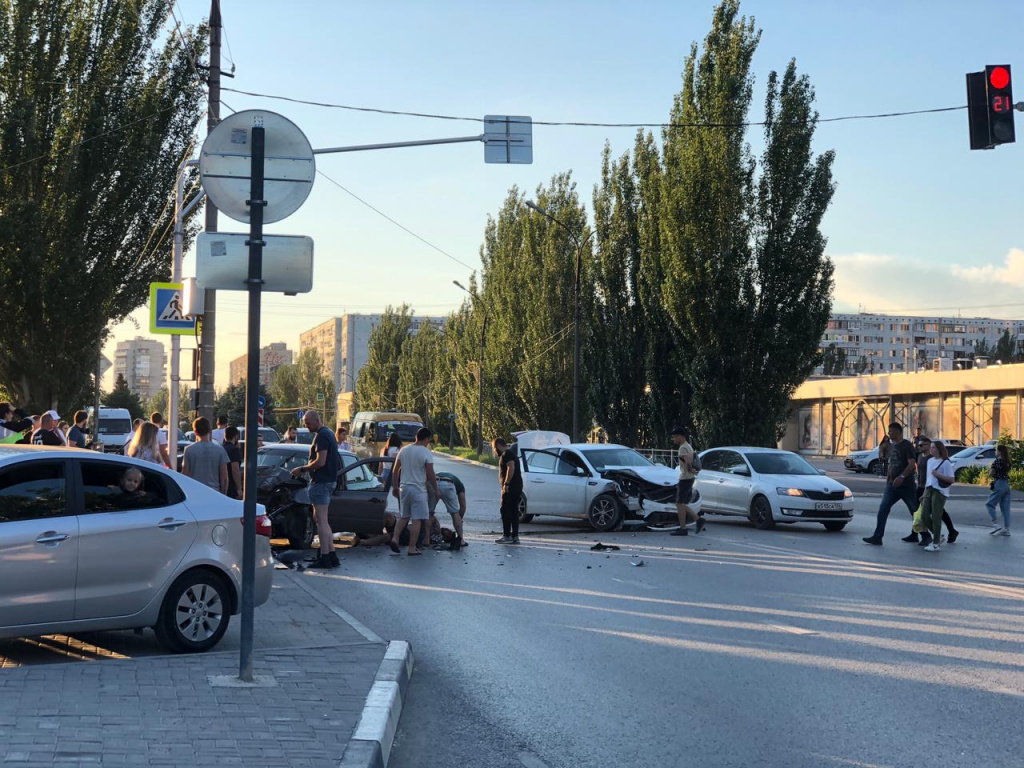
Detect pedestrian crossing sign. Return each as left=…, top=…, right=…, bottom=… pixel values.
left=149, top=282, right=196, bottom=336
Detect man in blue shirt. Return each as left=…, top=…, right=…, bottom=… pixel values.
left=291, top=410, right=341, bottom=569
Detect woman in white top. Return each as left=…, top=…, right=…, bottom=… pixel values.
left=919, top=440, right=955, bottom=551
left=126, top=422, right=165, bottom=466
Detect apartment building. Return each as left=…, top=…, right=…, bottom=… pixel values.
left=114, top=337, right=167, bottom=401
left=817, top=313, right=1024, bottom=374
left=228, top=342, right=294, bottom=387
left=299, top=314, right=447, bottom=395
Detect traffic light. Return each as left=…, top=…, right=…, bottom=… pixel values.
left=986, top=65, right=1015, bottom=145
left=966, top=65, right=1016, bottom=150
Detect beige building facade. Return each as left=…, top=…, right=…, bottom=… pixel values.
left=228, top=342, right=293, bottom=387
left=114, top=337, right=167, bottom=402
left=783, top=364, right=1024, bottom=456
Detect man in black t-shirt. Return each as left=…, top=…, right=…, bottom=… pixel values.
left=223, top=426, right=243, bottom=500
left=67, top=410, right=88, bottom=449
left=493, top=438, right=522, bottom=544
left=31, top=412, right=64, bottom=446
left=290, top=410, right=341, bottom=569
left=863, top=423, right=918, bottom=545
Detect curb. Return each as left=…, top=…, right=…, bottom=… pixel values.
left=433, top=451, right=497, bottom=470
left=339, top=640, right=415, bottom=768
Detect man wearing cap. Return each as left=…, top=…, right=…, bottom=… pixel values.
left=670, top=426, right=704, bottom=536
left=32, top=412, right=65, bottom=446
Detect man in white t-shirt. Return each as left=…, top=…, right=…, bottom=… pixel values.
left=150, top=412, right=171, bottom=467
left=670, top=426, right=704, bottom=537
left=211, top=414, right=228, bottom=444
left=390, top=427, right=440, bottom=556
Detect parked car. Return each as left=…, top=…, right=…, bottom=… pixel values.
left=255, top=443, right=391, bottom=545
left=949, top=445, right=998, bottom=480
left=696, top=447, right=854, bottom=531
left=0, top=445, right=273, bottom=653
left=844, top=438, right=967, bottom=473
left=237, top=426, right=281, bottom=444
left=518, top=439, right=702, bottom=532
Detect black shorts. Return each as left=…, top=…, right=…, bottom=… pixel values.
left=676, top=479, right=694, bottom=504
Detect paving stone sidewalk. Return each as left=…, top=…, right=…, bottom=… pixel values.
left=0, top=571, right=387, bottom=768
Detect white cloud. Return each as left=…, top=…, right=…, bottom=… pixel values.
left=829, top=248, right=1024, bottom=318
left=952, top=248, right=1024, bottom=288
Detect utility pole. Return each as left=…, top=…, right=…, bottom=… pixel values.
left=198, top=0, right=221, bottom=420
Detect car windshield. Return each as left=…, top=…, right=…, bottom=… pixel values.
left=746, top=452, right=819, bottom=476
left=580, top=448, right=653, bottom=470
left=257, top=449, right=305, bottom=471
left=98, top=418, right=132, bottom=435
left=377, top=421, right=422, bottom=442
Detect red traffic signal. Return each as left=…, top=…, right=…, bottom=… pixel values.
left=967, top=65, right=1016, bottom=149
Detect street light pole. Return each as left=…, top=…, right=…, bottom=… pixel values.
left=454, top=280, right=487, bottom=456
left=525, top=201, right=593, bottom=443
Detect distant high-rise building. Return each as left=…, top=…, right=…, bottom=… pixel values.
left=229, top=342, right=294, bottom=387
left=818, top=312, right=1024, bottom=375
left=114, top=337, right=167, bottom=402
left=299, top=314, right=447, bottom=395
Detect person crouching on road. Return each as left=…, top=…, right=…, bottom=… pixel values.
left=429, top=471, right=467, bottom=549
left=290, top=410, right=341, bottom=569
left=919, top=441, right=955, bottom=551
left=390, top=427, right=439, bottom=556
left=493, top=438, right=522, bottom=544
left=670, top=426, right=704, bottom=536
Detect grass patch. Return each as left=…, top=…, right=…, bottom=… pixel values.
left=434, top=446, right=498, bottom=466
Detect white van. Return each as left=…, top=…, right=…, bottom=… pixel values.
left=87, top=407, right=134, bottom=452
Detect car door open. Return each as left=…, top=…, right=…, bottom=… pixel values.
left=330, top=456, right=391, bottom=535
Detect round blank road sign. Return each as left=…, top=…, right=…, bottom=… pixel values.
left=200, top=110, right=315, bottom=225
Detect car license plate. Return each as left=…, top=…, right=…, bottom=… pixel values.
left=815, top=502, right=843, bottom=511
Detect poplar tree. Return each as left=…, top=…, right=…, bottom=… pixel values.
left=0, top=0, right=206, bottom=409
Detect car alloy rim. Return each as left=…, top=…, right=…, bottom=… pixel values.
left=175, top=583, right=224, bottom=642
left=591, top=498, right=615, bottom=527
left=756, top=500, right=770, bottom=523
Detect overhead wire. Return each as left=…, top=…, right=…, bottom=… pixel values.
left=220, top=86, right=967, bottom=129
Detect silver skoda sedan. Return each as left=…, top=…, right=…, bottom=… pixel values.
left=0, top=445, right=273, bottom=653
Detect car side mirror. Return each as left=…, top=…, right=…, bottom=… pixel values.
left=573, top=467, right=587, bottom=477
left=731, top=466, right=751, bottom=477
left=818, top=469, right=828, bottom=476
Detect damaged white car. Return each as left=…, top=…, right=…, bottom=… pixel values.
left=514, top=431, right=701, bottom=532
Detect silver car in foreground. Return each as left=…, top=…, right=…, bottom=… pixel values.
left=0, top=445, right=273, bottom=653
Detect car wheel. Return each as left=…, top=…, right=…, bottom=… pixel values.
left=867, top=460, right=879, bottom=474
left=518, top=494, right=534, bottom=524
left=823, top=521, right=847, bottom=532
left=748, top=496, right=775, bottom=530
left=588, top=494, right=624, bottom=532
left=288, top=509, right=316, bottom=550
left=154, top=570, right=232, bottom=654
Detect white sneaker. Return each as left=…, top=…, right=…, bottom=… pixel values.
left=989, top=523, right=1004, bottom=535
left=1000, top=529, right=1012, bottom=537
left=924, top=543, right=940, bottom=552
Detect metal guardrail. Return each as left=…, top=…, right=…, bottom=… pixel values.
left=637, top=448, right=679, bottom=468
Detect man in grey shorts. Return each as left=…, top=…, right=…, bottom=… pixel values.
left=428, top=471, right=467, bottom=548
left=390, top=427, right=440, bottom=556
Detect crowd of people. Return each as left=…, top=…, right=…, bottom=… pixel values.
left=863, top=422, right=1013, bottom=551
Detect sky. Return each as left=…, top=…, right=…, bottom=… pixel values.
left=107, top=0, right=1024, bottom=390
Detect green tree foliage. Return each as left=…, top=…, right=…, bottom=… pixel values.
left=0, top=0, right=207, bottom=410
left=397, top=320, right=443, bottom=428
left=102, top=374, right=145, bottom=420
left=270, top=348, right=336, bottom=426
left=214, top=381, right=275, bottom=429
left=355, top=306, right=413, bottom=412
left=146, top=383, right=192, bottom=429
left=659, top=0, right=834, bottom=447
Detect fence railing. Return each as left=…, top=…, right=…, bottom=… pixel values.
left=637, top=448, right=679, bottom=469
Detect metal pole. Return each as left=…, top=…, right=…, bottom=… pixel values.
left=478, top=312, right=486, bottom=456
left=199, top=0, right=221, bottom=422
left=169, top=166, right=186, bottom=469
left=572, top=239, right=581, bottom=444
left=93, top=353, right=101, bottom=440
left=239, top=125, right=265, bottom=683
left=313, top=135, right=484, bottom=155
left=449, top=354, right=455, bottom=451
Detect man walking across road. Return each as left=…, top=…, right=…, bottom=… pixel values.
left=183, top=417, right=229, bottom=495
left=493, top=438, right=523, bottom=544
left=863, top=423, right=918, bottom=545
left=290, top=410, right=341, bottom=569
left=391, top=427, right=440, bottom=556
left=670, top=426, right=704, bottom=536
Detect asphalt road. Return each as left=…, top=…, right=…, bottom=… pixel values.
left=304, top=454, right=1023, bottom=768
